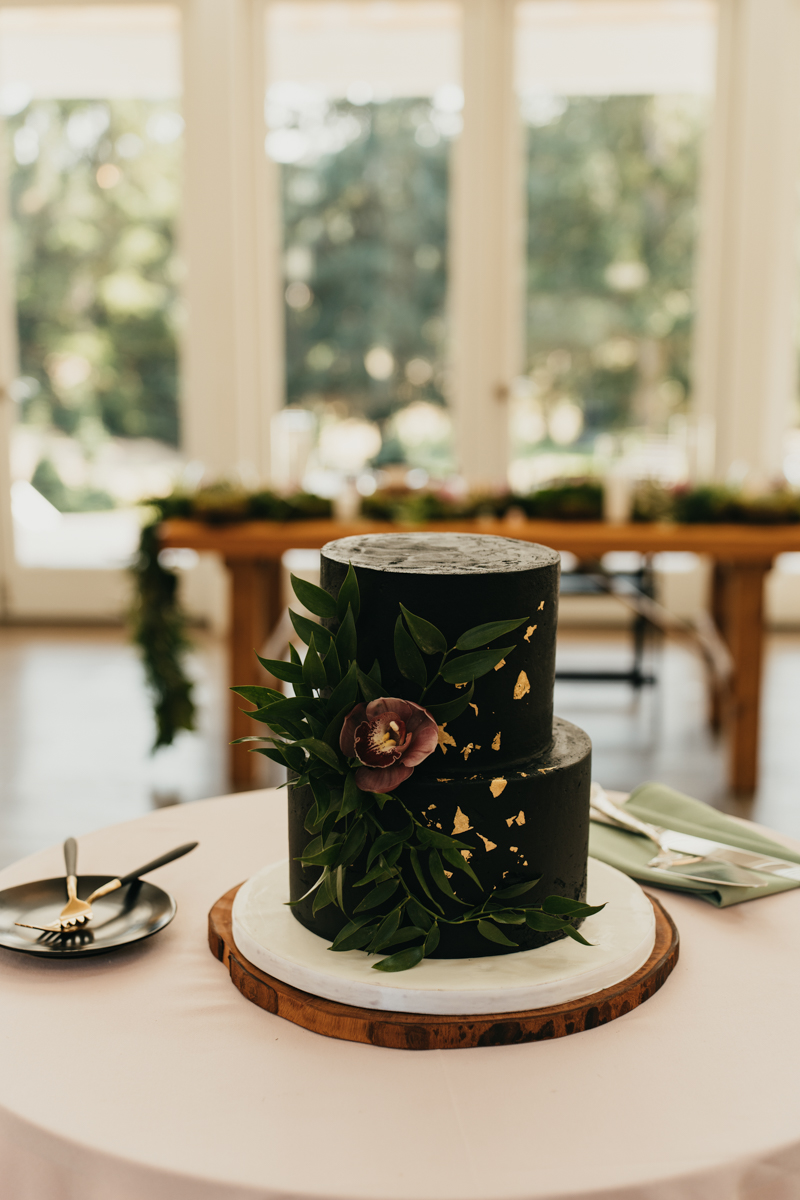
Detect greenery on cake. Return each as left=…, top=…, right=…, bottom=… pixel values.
left=233, top=570, right=603, bottom=972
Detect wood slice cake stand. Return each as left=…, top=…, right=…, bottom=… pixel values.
left=209, top=884, right=679, bottom=1050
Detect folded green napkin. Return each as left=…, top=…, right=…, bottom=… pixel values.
left=589, top=781, right=800, bottom=907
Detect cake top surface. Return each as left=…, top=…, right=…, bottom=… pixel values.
left=321, top=533, right=559, bottom=575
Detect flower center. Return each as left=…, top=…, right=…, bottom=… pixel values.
left=354, top=714, right=407, bottom=767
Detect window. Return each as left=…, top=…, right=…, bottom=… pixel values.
left=511, top=0, right=716, bottom=491
left=2, top=5, right=182, bottom=568
left=266, top=1, right=461, bottom=493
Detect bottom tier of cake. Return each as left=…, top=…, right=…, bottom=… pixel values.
left=233, top=858, right=655, bottom=1015
left=289, top=716, right=591, bottom=958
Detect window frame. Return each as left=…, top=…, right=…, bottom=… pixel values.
left=0, top=0, right=798, bottom=620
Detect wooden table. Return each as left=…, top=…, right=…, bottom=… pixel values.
left=159, top=517, right=800, bottom=793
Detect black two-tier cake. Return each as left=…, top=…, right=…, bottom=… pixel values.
left=289, top=532, right=592, bottom=958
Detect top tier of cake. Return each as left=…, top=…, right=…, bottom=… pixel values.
left=320, top=532, right=560, bottom=773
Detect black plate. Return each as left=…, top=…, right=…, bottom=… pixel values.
left=0, top=875, right=176, bottom=957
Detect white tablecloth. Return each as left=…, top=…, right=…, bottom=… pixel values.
left=2, top=790, right=800, bottom=1200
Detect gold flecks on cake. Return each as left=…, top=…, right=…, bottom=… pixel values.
left=452, top=806, right=472, bottom=835
left=520, top=772, right=528, bottom=778
left=490, top=777, right=507, bottom=797
left=461, top=849, right=473, bottom=862
left=437, top=724, right=456, bottom=754
left=523, top=860, right=528, bottom=866
left=455, top=682, right=467, bottom=689
left=524, top=625, right=537, bottom=641
left=427, top=804, right=437, bottom=810
left=492, top=731, right=501, bottom=751
left=494, top=659, right=506, bottom=671
left=461, top=743, right=480, bottom=761
left=502, top=870, right=509, bottom=878
left=476, top=833, right=497, bottom=852
left=538, top=600, right=545, bottom=611
left=444, top=869, right=453, bottom=878
left=510, top=846, right=518, bottom=853
left=436, top=779, right=450, bottom=783
left=469, top=702, right=479, bottom=716
left=505, top=817, right=514, bottom=827
left=513, top=671, right=530, bottom=699
left=516, top=810, right=526, bottom=825
left=435, top=823, right=442, bottom=830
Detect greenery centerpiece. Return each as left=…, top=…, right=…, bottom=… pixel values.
left=234, top=568, right=603, bottom=973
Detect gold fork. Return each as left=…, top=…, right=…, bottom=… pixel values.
left=15, top=841, right=199, bottom=933
left=59, top=837, right=92, bottom=928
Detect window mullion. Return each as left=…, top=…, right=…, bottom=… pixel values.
left=693, top=0, right=800, bottom=482
left=182, top=0, right=278, bottom=480
left=451, top=0, right=521, bottom=488
left=0, top=121, right=18, bottom=614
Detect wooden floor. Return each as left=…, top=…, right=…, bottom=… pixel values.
left=0, top=624, right=798, bottom=869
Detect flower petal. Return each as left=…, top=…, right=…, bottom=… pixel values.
left=354, top=762, right=414, bottom=792
left=365, top=697, right=427, bottom=727
left=339, top=703, right=367, bottom=757
left=402, top=717, right=440, bottom=767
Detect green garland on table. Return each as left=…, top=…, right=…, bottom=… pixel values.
left=131, top=479, right=800, bottom=748
left=130, top=521, right=197, bottom=749
left=234, top=568, right=605, bottom=972
left=131, top=487, right=333, bottom=749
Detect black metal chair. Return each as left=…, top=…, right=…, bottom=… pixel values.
left=556, top=555, right=658, bottom=689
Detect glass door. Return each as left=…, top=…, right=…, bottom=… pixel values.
left=266, top=0, right=462, bottom=498
left=0, top=3, right=183, bottom=617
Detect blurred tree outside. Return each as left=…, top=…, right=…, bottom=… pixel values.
left=6, top=89, right=704, bottom=503
left=276, top=88, right=704, bottom=487
left=7, top=98, right=182, bottom=511
left=512, top=93, right=706, bottom=489
left=276, top=91, right=456, bottom=480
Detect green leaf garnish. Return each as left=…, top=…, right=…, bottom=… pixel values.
left=369, top=906, right=402, bottom=951
left=329, top=917, right=376, bottom=952
left=327, top=659, right=359, bottom=711
left=456, top=618, right=529, bottom=651
left=423, top=684, right=475, bottom=724
left=302, top=636, right=328, bottom=691
left=440, top=645, right=515, bottom=684
left=428, top=849, right=464, bottom=903
left=337, top=818, right=367, bottom=866
left=336, top=563, right=360, bottom=623
left=289, top=609, right=334, bottom=651
left=335, top=605, right=357, bottom=666
left=541, top=896, right=606, bottom=918
left=290, top=573, right=338, bottom=620
left=422, top=922, right=440, bottom=956
left=399, top=604, right=447, bottom=655
left=492, top=877, right=542, bottom=900
left=231, top=684, right=285, bottom=707
left=366, top=818, right=414, bottom=867
left=353, top=878, right=400, bottom=912
left=256, top=654, right=304, bottom=685
left=372, top=945, right=425, bottom=972
left=394, top=615, right=427, bottom=688
left=294, top=737, right=342, bottom=772
left=477, top=919, right=517, bottom=946
left=356, top=666, right=384, bottom=703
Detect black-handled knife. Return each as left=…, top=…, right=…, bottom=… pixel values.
left=84, top=841, right=199, bottom=902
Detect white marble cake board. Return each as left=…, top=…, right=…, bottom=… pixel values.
left=231, top=858, right=655, bottom=1016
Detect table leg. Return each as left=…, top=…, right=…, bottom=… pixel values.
left=226, top=557, right=283, bottom=789
left=716, top=560, right=771, bottom=794
left=708, top=564, right=729, bottom=732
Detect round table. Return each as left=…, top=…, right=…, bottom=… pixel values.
left=2, top=791, right=800, bottom=1200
